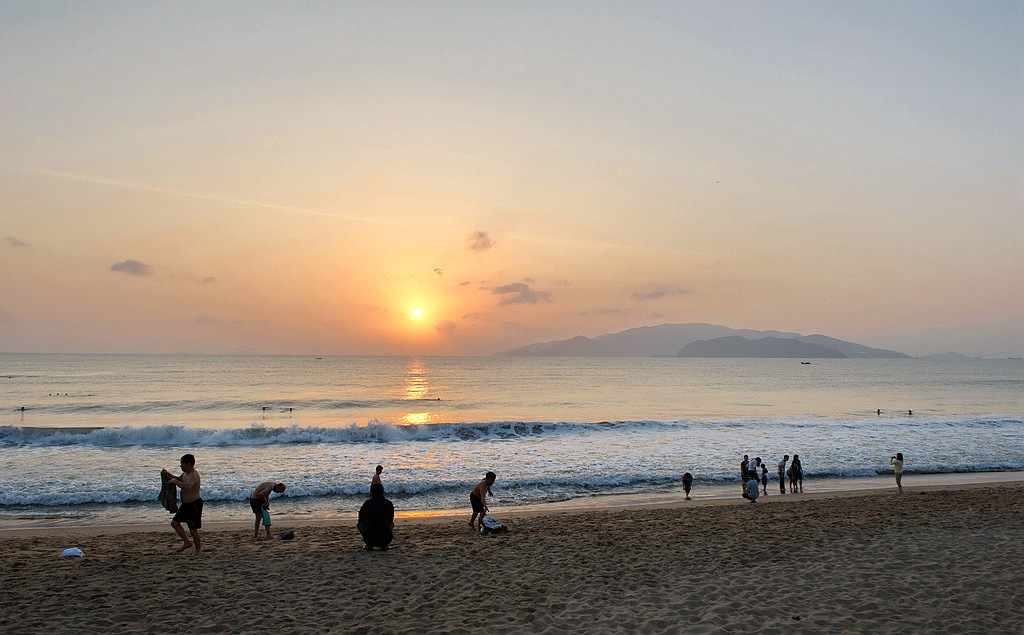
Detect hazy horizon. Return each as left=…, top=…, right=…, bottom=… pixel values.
left=2, top=2, right=1021, bottom=358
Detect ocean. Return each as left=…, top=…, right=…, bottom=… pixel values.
left=2, top=353, right=1022, bottom=528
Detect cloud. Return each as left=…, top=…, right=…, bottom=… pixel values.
left=433, top=268, right=445, bottom=276
left=199, top=276, right=217, bottom=285
left=3, top=236, right=30, bottom=248
left=110, top=260, right=154, bottom=276
left=493, top=282, right=550, bottom=305
left=468, top=231, right=494, bottom=253
left=435, top=320, right=457, bottom=334
left=578, top=308, right=630, bottom=316
left=630, top=288, right=687, bottom=300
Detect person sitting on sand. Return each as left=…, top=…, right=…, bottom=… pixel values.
left=742, top=473, right=759, bottom=503
left=358, top=483, right=394, bottom=551
left=777, top=455, right=789, bottom=494
left=682, top=472, right=693, bottom=500
left=469, top=472, right=496, bottom=532
left=891, top=452, right=904, bottom=494
left=249, top=480, right=286, bottom=540
left=162, top=453, right=202, bottom=553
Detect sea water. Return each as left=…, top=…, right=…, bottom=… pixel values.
left=1, top=354, right=1022, bottom=528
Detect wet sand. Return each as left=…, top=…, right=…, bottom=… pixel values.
left=2, top=481, right=1023, bottom=634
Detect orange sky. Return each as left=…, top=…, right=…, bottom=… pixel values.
left=1, top=3, right=1021, bottom=357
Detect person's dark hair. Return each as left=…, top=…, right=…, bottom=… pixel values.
left=485, top=471, right=496, bottom=480
left=896, top=452, right=903, bottom=461
left=369, top=483, right=385, bottom=498
left=180, top=454, right=196, bottom=467
left=376, top=465, right=383, bottom=473
left=273, top=483, right=286, bottom=493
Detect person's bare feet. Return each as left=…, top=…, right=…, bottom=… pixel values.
left=177, top=541, right=193, bottom=552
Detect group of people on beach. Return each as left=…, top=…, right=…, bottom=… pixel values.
left=161, top=450, right=906, bottom=553
left=160, top=454, right=497, bottom=554
left=738, top=454, right=803, bottom=503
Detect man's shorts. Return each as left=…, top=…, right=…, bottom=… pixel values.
left=470, top=494, right=485, bottom=514
left=249, top=498, right=267, bottom=516
left=173, top=499, right=203, bottom=530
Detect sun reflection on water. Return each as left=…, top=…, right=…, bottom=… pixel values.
left=404, top=358, right=429, bottom=401
left=400, top=412, right=433, bottom=425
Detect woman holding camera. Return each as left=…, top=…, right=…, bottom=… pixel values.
left=890, top=452, right=904, bottom=493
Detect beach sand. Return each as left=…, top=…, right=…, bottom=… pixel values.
left=2, top=484, right=1022, bottom=634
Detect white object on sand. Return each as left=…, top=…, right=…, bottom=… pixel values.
left=60, top=547, right=85, bottom=558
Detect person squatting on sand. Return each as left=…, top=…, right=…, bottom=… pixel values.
left=742, top=473, right=760, bottom=503
left=778, top=455, right=789, bottom=494
left=249, top=480, right=286, bottom=540
left=163, top=453, right=202, bottom=553
left=891, top=452, right=904, bottom=494
left=469, top=471, right=496, bottom=532
left=358, top=483, right=394, bottom=551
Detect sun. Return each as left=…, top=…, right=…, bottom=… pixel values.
left=411, top=308, right=423, bottom=318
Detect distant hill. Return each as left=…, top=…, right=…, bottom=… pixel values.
left=676, top=336, right=847, bottom=358
left=497, top=323, right=909, bottom=358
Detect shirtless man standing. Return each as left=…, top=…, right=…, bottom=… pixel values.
left=468, top=472, right=495, bottom=533
left=249, top=480, right=286, bottom=540
left=163, top=454, right=202, bottom=553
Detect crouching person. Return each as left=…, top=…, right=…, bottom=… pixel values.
left=358, top=483, right=394, bottom=551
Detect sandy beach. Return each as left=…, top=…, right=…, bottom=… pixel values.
left=2, top=483, right=1022, bottom=634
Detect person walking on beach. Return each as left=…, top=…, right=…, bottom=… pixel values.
left=777, top=455, right=789, bottom=494
left=249, top=480, right=286, bottom=540
left=891, top=452, right=904, bottom=494
left=469, top=472, right=496, bottom=532
left=789, top=454, right=803, bottom=493
left=162, top=453, right=202, bottom=553
left=358, top=483, right=394, bottom=551
left=742, top=474, right=759, bottom=503
left=682, top=472, right=693, bottom=500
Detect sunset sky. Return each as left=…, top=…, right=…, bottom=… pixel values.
left=2, top=2, right=1021, bottom=357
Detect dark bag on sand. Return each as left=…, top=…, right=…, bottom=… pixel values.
left=279, top=530, right=295, bottom=540
left=480, top=516, right=508, bottom=535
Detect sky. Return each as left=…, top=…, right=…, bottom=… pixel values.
left=1, top=1, right=1021, bottom=357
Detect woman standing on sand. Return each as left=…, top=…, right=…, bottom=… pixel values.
left=891, top=453, right=904, bottom=493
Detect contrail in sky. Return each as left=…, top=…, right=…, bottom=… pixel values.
left=7, top=165, right=407, bottom=227
left=8, top=164, right=701, bottom=258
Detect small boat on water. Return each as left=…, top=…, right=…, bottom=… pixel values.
left=800, top=361, right=811, bottom=365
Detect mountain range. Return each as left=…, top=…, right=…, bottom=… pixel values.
left=497, top=323, right=910, bottom=358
